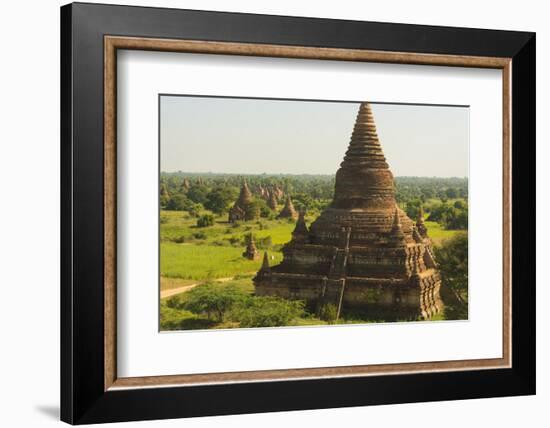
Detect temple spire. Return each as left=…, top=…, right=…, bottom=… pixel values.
left=416, top=206, right=428, bottom=237
left=333, top=102, right=395, bottom=209
left=261, top=251, right=270, bottom=271
left=237, top=180, right=252, bottom=205
left=278, top=195, right=298, bottom=219
left=341, top=103, right=388, bottom=168
left=389, top=207, right=406, bottom=243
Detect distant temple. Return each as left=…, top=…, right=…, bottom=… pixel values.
left=254, top=103, right=443, bottom=321
left=180, top=178, right=190, bottom=192
left=228, top=181, right=257, bottom=223
left=278, top=195, right=298, bottom=220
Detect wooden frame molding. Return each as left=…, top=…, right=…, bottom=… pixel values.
left=104, top=35, right=512, bottom=391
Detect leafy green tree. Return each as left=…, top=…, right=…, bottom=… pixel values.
left=445, top=187, right=458, bottom=199
left=187, top=202, right=203, bottom=218
left=427, top=201, right=467, bottom=230
left=453, top=200, right=466, bottom=209
left=292, top=192, right=313, bottom=212
left=166, top=194, right=189, bottom=211
left=183, top=283, right=248, bottom=322
left=254, top=199, right=271, bottom=218
left=243, top=200, right=261, bottom=221
left=187, top=184, right=209, bottom=204
left=434, top=233, right=468, bottom=319
left=204, top=187, right=238, bottom=214
left=405, top=198, right=422, bottom=219
left=196, top=214, right=215, bottom=228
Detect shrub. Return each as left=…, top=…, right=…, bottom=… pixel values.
left=196, top=214, right=215, bottom=228
left=227, top=236, right=243, bottom=246
left=173, top=235, right=186, bottom=244
left=187, top=203, right=203, bottom=218
left=319, top=304, right=338, bottom=323
left=191, top=231, right=207, bottom=240
left=183, top=283, right=249, bottom=322
left=229, top=296, right=305, bottom=328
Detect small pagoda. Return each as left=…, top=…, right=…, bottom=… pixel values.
left=278, top=195, right=298, bottom=220
left=243, top=235, right=260, bottom=260
left=254, top=103, right=443, bottom=320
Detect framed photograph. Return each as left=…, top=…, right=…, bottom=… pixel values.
left=61, top=2, right=535, bottom=424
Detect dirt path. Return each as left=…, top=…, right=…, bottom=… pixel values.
left=160, top=276, right=236, bottom=299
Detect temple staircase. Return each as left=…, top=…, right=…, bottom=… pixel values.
left=318, top=227, right=351, bottom=320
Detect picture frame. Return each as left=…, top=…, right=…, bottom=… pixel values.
left=60, top=2, right=535, bottom=424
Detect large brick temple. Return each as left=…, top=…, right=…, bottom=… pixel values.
left=254, top=103, right=443, bottom=320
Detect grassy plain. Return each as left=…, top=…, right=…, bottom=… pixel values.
left=160, top=210, right=296, bottom=286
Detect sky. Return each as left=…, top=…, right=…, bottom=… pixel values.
left=160, top=96, right=469, bottom=177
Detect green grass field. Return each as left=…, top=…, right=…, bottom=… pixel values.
left=160, top=210, right=290, bottom=287
left=161, top=243, right=283, bottom=280
left=424, top=220, right=462, bottom=245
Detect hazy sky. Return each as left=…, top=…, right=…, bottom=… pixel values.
left=160, top=96, right=468, bottom=177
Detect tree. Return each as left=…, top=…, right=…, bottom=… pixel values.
left=434, top=233, right=468, bottom=319
left=186, top=184, right=209, bottom=204
left=196, top=214, right=215, bottom=228
left=243, top=200, right=261, bottom=221
left=404, top=198, right=422, bottom=219
left=204, top=187, right=237, bottom=214
left=292, top=192, right=313, bottom=212
left=166, top=194, right=189, bottom=211
left=183, top=283, right=248, bottom=322
left=445, top=187, right=458, bottom=199
left=254, top=199, right=271, bottom=218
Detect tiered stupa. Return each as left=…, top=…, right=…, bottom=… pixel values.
left=268, top=191, right=278, bottom=210
left=254, top=103, right=442, bottom=320
left=278, top=196, right=298, bottom=219
left=228, top=181, right=255, bottom=223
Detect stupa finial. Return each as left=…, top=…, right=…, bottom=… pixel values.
left=291, top=210, right=309, bottom=243
left=416, top=206, right=428, bottom=238
left=260, top=251, right=270, bottom=272
left=390, top=207, right=406, bottom=243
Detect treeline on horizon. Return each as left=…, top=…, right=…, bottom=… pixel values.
left=160, top=172, right=468, bottom=231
